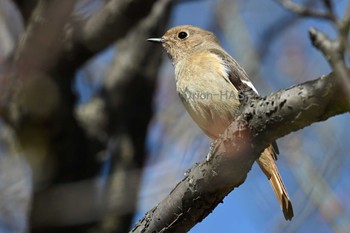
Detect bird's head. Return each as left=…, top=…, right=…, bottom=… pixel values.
left=147, top=25, right=220, bottom=64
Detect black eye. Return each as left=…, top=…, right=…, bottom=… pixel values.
left=178, top=31, right=188, bottom=40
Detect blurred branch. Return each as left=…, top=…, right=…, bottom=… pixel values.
left=215, top=0, right=299, bottom=91
left=1, top=0, right=162, bottom=121
left=0, top=1, right=78, bottom=189
left=339, top=2, right=350, bottom=35
left=322, top=0, right=334, bottom=14
left=279, top=138, right=350, bottom=233
left=16, top=0, right=167, bottom=69
left=276, top=0, right=350, bottom=97
left=9, top=0, right=161, bottom=74
left=77, top=0, right=172, bottom=152
left=1, top=0, right=170, bottom=231
left=275, top=0, right=336, bottom=21
left=0, top=0, right=76, bottom=123
left=131, top=70, right=350, bottom=232
left=309, top=28, right=350, bottom=95
left=308, top=0, right=350, bottom=99
left=81, top=0, right=157, bottom=52
left=15, top=0, right=77, bottom=72
left=30, top=0, right=172, bottom=231
left=0, top=0, right=24, bottom=62
left=0, top=0, right=171, bottom=231
left=58, top=0, right=159, bottom=71
left=12, top=0, right=38, bottom=23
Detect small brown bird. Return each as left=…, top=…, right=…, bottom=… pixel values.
left=148, top=25, right=293, bottom=220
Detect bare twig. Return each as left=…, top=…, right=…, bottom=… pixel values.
left=276, top=0, right=336, bottom=21
left=339, top=2, right=350, bottom=38
left=277, top=0, right=350, bottom=99
left=320, top=44, right=349, bottom=88
left=309, top=27, right=350, bottom=99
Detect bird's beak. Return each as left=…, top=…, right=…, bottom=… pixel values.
left=147, top=38, right=165, bottom=43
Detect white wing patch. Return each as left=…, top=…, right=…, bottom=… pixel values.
left=211, top=51, right=259, bottom=94
left=218, top=57, right=234, bottom=85
left=242, top=80, right=259, bottom=94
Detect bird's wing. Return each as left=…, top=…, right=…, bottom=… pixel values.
left=208, top=48, right=258, bottom=94
left=208, top=48, right=280, bottom=157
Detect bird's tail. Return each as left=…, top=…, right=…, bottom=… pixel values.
left=257, top=145, right=294, bottom=221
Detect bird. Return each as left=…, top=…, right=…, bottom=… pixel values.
left=147, top=25, right=293, bottom=220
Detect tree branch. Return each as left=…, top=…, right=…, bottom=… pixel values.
left=57, top=0, right=159, bottom=70
left=81, top=0, right=157, bottom=52
left=308, top=26, right=350, bottom=99
left=131, top=71, right=350, bottom=233
left=277, top=0, right=350, bottom=99
left=275, top=0, right=336, bottom=21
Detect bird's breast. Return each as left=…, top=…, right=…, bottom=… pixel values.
left=174, top=52, right=240, bottom=139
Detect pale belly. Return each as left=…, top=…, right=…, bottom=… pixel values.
left=177, top=74, right=240, bottom=140
left=174, top=51, right=242, bottom=139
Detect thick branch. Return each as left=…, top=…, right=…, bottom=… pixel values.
left=131, top=72, right=349, bottom=233
left=59, top=0, right=158, bottom=70
left=15, top=0, right=77, bottom=72
left=240, top=72, right=349, bottom=149
left=81, top=0, right=157, bottom=52
left=1, top=0, right=162, bottom=119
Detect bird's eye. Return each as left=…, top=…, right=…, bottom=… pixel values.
left=178, top=31, right=188, bottom=40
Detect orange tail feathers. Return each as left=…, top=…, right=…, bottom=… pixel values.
left=257, top=145, right=294, bottom=220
